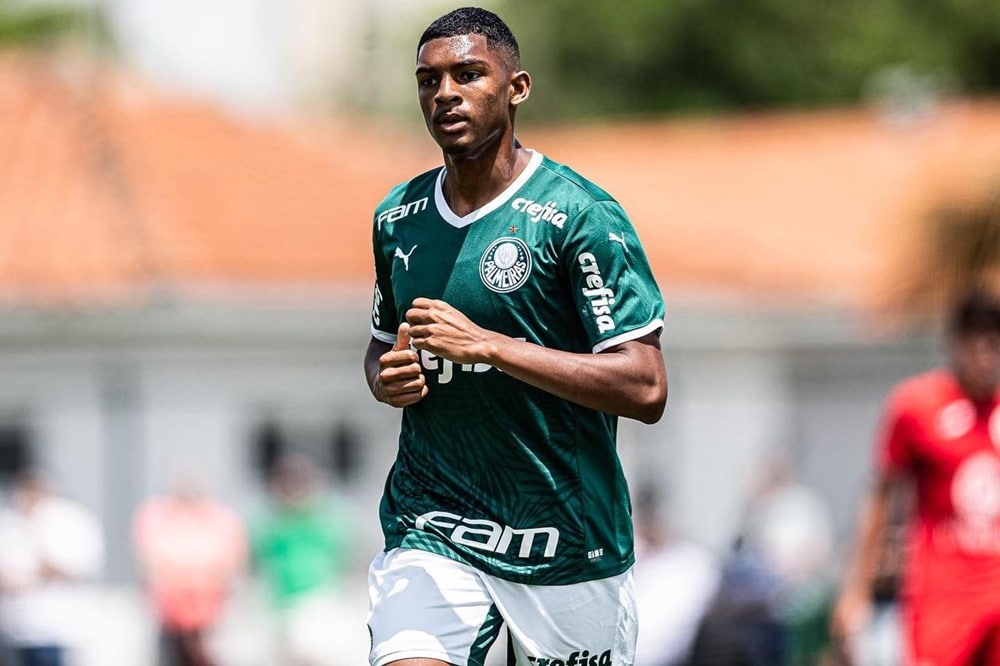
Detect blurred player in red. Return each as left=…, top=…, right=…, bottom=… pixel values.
left=833, top=287, right=1000, bottom=665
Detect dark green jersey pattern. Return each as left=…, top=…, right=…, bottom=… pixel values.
left=370, top=151, right=665, bottom=585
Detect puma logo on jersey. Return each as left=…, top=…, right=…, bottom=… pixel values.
left=608, top=232, right=627, bottom=251
left=394, top=245, right=417, bottom=271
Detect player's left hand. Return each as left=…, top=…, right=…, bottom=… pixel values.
left=406, top=297, right=497, bottom=364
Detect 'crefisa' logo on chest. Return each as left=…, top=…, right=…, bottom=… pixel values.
left=480, top=237, right=532, bottom=293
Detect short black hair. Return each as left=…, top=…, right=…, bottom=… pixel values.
left=418, top=7, right=520, bottom=68
left=950, top=287, right=1000, bottom=335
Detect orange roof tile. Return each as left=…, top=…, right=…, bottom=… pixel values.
left=2, top=52, right=1000, bottom=313
left=518, top=105, right=1000, bottom=312
left=0, top=53, right=433, bottom=306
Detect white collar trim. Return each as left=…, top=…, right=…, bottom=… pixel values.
left=434, top=149, right=543, bottom=228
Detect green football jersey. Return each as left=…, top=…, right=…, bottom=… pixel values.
left=370, top=150, right=665, bottom=585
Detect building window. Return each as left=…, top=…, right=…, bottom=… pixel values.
left=0, top=422, right=32, bottom=483
left=252, top=419, right=285, bottom=482
left=330, top=421, right=360, bottom=484
left=251, top=417, right=362, bottom=485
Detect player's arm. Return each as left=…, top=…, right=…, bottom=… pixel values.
left=830, top=471, right=910, bottom=659
left=405, top=297, right=667, bottom=423
left=365, top=323, right=428, bottom=408
left=367, top=202, right=427, bottom=408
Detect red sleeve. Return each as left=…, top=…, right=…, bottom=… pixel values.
left=874, top=385, right=916, bottom=476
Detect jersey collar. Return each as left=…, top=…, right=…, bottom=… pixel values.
left=434, top=149, right=543, bottom=228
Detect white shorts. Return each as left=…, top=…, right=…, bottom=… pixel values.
left=367, top=548, right=636, bottom=666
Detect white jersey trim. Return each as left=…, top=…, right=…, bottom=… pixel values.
left=593, top=318, right=664, bottom=354
left=371, top=327, right=397, bottom=345
left=434, top=149, right=543, bottom=228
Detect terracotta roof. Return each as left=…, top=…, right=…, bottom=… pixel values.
left=2, top=52, right=1000, bottom=313
left=0, top=53, right=432, bottom=306
left=518, top=105, right=1000, bottom=312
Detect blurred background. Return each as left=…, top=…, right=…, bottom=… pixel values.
left=0, top=0, right=999, bottom=664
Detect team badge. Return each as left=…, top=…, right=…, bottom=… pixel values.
left=480, top=237, right=532, bottom=293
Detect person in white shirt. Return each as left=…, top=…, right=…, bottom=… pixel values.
left=632, top=486, right=720, bottom=666
left=0, top=470, right=104, bottom=666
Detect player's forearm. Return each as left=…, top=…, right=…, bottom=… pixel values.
left=841, top=478, right=894, bottom=599
left=482, top=332, right=667, bottom=423
left=365, top=338, right=392, bottom=402
left=402, top=298, right=666, bottom=420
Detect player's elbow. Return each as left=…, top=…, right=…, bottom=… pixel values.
left=633, top=371, right=668, bottom=424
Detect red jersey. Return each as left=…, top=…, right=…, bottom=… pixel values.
left=877, top=368, right=1000, bottom=603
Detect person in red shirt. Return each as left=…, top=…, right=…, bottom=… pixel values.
left=833, top=287, right=1000, bottom=666
left=133, top=476, right=247, bottom=666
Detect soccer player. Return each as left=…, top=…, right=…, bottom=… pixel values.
left=363, top=7, right=668, bottom=666
left=831, top=287, right=1000, bottom=666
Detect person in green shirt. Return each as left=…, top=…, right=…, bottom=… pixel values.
left=252, top=454, right=353, bottom=663
left=363, top=7, right=668, bottom=666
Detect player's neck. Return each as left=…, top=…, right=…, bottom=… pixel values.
left=953, top=370, right=998, bottom=405
left=442, top=141, right=530, bottom=217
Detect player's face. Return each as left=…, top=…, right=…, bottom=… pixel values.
left=415, top=34, right=523, bottom=158
left=952, top=329, right=1000, bottom=400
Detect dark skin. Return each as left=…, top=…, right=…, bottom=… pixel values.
left=368, top=33, right=667, bottom=666
left=416, top=33, right=532, bottom=213
left=830, top=328, right=1000, bottom=664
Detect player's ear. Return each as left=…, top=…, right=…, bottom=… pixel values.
left=510, top=70, right=531, bottom=108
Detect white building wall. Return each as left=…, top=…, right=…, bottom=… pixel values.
left=0, top=352, right=105, bottom=521
left=659, top=348, right=794, bottom=551
left=0, top=302, right=939, bottom=583
left=789, top=342, right=936, bottom=541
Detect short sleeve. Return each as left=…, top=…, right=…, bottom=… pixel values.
left=370, top=217, right=399, bottom=344
left=561, top=201, right=665, bottom=352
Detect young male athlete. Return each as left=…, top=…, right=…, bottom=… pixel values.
left=832, top=288, right=1000, bottom=665
left=363, top=7, right=668, bottom=666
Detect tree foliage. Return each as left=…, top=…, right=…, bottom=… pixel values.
left=0, top=0, right=101, bottom=48
left=501, top=0, right=1000, bottom=119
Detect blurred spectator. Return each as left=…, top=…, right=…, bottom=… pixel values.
left=832, top=288, right=1000, bottom=666
left=686, top=538, right=788, bottom=666
left=740, top=455, right=837, bottom=665
left=0, top=469, right=104, bottom=666
left=633, top=485, right=720, bottom=666
left=250, top=453, right=354, bottom=666
left=741, top=456, right=835, bottom=589
left=133, top=474, right=247, bottom=666
left=688, top=455, right=837, bottom=666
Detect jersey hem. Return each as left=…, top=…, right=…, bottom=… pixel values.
left=385, top=537, right=634, bottom=586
